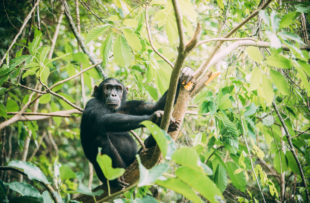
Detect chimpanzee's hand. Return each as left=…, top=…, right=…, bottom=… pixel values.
left=168, top=118, right=180, bottom=132
left=150, top=110, right=164, bottom=125
left=180, top=67, right=194, bottom=87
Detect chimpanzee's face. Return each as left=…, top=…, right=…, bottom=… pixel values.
left=102, top=79, right=124, bottom=110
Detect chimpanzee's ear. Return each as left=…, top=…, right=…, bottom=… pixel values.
left=92, top=86, right=99, bottom=97
left=125, top=86, right=129, bottom=93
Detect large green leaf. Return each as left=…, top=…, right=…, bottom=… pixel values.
left=6, top=182, right=41, bottom=198
left=270, top=70, right=290, bottom=95
left=157, top=178, right=203, bottom=203
left=96, top=154, right=125, bottom=180
left=8, top=161, right=49, bottom=184
left=246, top=47, right=263, bottom=63
left=280, top=12, right=299, bottom=28
left=123, top=29, right=142, bottom=52
left=266, top=54, right=292, bottom=69
left=214, top=164, right=227, bottom=192
left=142, top=121, right=176, bottom=158
left=85, top=25, right=109, bottom=43
left=257, top=76, right=274, bottom=106
left=137, top=156, right=169, bottom=187
left=113, top=35, right=134, bottom=67
left=101, top=33, right=113, bottom=68
left=60, top=165, right=76, bottom=180
left=172, top=147, right=204, bottom=172
left=176, top=166, right=224, bottom=203
left=225, top=162, right=246, bottom=192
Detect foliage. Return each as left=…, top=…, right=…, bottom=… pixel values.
left=0, top=0, right=310, bottom=202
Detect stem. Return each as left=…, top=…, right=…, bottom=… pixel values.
left=236, top=96, right=266, bottom=203
left=272, top=102, right=309, bottom=201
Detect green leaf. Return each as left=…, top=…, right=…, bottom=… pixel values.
left=142, top=121, right=175, bottom=158
left=40, top=66, right=50, bottom=84
left=8, top=160, right=49, bottom=184
left=0, top=103, right=7, bottom=118
left=258, top=77, right=274, bottom=106
left=60, top=165, right=76, bottom=180
left=157, top=178, right=204, bottom=203
left=214, top=164, right=227, bottom=192
left=244, top=103, right=257, bottom=117
left=280, top=12, right=299, bottom=28
left=39, top=94, right=51, bottom=104
left=249, top=68, right=263, bottom=90
left=77, top=182, right=103, bottom=196
left=218, top=94, right=232, bottom=110
left=246, top=47, right=263, bottom=63
left=273, top=152, right=287, bottom=173
left=113, top=35, right=134, bottom=67
left=216, top=0, right=224, bottom=9
left=137, top=156, right=169, bottom=187
left=172, top=147, right=203, bottom=172
left=123, top=29, right=142, bottom=52
left=266, top=54, right=292, bottom=69
left=85, top=25, right=109, bottom=43
left=7, top=182, right=41, bottom=198
left=39, top=46, right=50, bottom=63
left=286, top=151, right=299, bottom=174
left=6, top=100, right=19, bottom=112
left=176, top=166, right=224, bottom=203
left=29, top=30, right=42, bottom=55
left=101, top=33, right=113, bottom=68
left=96, top=154, right=125, bottom=180
left=201, top=101, right=216, bottom=114
left=145, top=85, right=158, bottom=100
left=10, top=55, right=32, bottom=69
left=278, top=32, right=305, bottom=45
left=270, top=70, right=290, bottom=95
left=226, top=162, right=246, bottom=192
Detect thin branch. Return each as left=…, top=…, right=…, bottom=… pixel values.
left=0, top=91, right=36, bottom=130
left=50, top=62, right=101, bottom=90
left=0, top=0, right=41, bottom=67
left=39, top=80, right=83, bottom=112
left=272, top=102, right=309, bottom=201
left=193, top=0, right=272, bottom=80
left=60, top=0, right=107, bottom=78
left=184, top=23, right=201, bottom=53
left=197, top=37, right=257, bottom=46
left=172, top=0, right=185, bottom=52
left=144, top=6, right=174, bottom=68
left=0, top=166, right=60, bottom=203
left=130, top=130, right=145, bottom=150
left=191, top=40, right=310, bottom=95
left=48, top=5, right=64, bottom=59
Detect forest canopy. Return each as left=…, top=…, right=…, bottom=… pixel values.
left=0, top=0, right=310, bottom=202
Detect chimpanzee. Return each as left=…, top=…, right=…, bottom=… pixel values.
left=80, top=67, right=193, bottom=187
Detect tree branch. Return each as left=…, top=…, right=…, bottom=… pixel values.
left=145, top=6, right=174, bottom=68
left=60, top=0, right=107, bottom=78
left=0, top=0, right=41, bottom=67
left=272, top=102, right=309, bottom=201
left=193, top=0, right=273, bottom=80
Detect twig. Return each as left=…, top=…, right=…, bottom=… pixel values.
left=39, top=80, right=83, bottom=112
left=8, top=109, right=81, bottom=117
left=0, top=166, right=60, bottom=203
left=50, top=62, right=101, bottom=90
left=0, top=0, right=41, bottom=67
left=29, top=132, right=47, bottom=161
left=48, top=5, right=64, bottom=59
left=130, top=130, right=145, bottom=150
left=60, top=0, right=107, bottom=78
left=197, top=37, right=256, bottom=46
left=144, top=6, right=174, bottom=68
left=272, top=102, right=309, bottom=201
left=236, top=95, right=266, bottom=203
left=0, top=91, right=36, bottom=131
left=184, top=23, right=201, bottom=53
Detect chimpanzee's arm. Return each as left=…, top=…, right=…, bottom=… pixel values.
left=97, top=113, right=151, bottom=132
